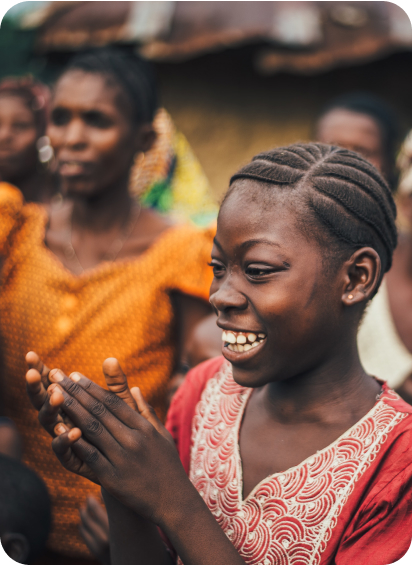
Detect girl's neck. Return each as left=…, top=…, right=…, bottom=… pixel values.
left=262, top=344, right=380, bottom=426
left=70, top=182, right=134, bottom=233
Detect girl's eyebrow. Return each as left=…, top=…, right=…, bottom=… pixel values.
left=212, top=237, right=282, bottom=252
left=212, top=237, right=223, bottom=251
left=240, top=239, right=281, bottom=249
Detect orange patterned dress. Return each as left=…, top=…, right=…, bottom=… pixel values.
left=0, top=182, right=214, bottom=558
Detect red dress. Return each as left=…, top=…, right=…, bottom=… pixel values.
left=166, top=357, right=412, bottom=565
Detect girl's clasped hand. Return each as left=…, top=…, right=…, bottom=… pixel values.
left=26, top=353, right=184, bottom=525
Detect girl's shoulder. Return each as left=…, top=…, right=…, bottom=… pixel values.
left=166, top=356, right=226, bottom=474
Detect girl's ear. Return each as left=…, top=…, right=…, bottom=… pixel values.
left=341, top=247, right=381, bottom=307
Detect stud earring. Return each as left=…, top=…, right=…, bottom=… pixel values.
left=348, top=294, right=354, bottom=300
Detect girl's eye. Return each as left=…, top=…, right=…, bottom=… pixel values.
left=208, top=261, right=225, bottom=277
left=245, top=266, right=275, bottom=278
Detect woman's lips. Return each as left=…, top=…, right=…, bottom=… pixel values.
left=59, top=161, right=90, bottom=176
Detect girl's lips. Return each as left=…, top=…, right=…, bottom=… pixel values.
left=221, top=335, right=267, bottom=363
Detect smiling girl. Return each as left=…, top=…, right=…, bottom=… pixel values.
left=27, top=143, right=412, bottom=564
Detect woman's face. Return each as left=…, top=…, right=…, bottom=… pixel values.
left=48, top=70, right=143, bottom=198
left=209, top=184, right=347, bottom=388
left=0, top=94, right=38, bottom=182
left=316, top=108, right=385, bottom=174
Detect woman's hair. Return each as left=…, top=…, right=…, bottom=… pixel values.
left=316, top=92, right=400, bottom=190
left=62, top=47, right=158, bottom=125
left=0, top=76, right=50, bottom=135
left=228, top=143, right=397, bottom=290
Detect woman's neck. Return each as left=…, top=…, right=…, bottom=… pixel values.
left=70, top=183, right=134, bottom=233
left=262, top=343, right=380, bottom=426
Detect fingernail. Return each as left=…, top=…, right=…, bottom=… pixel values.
left=50, top=370, right=63, bottom=382
left=55, top=424, right=66, bottom=435
left=68, top=429, right=81, bottom=441
left=70, top=373, right=81, bottom=382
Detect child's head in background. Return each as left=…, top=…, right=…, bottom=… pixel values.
left=0, top=454, right=51, bottom=564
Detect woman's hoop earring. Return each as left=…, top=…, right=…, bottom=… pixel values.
left=36, top=136, right=54, bottom=165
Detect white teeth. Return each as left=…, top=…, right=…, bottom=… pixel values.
left=226, top=332, right=236, bottom=344
left=237, top=344, right=245, bottom=352
left=243, top=344, right=252, bottom=351
left=247, top=333, right=257, bottom=343
left=258, top=333, right=266, bottom=339
left=236, top=334, right=246, bottom=344
left=222, top=331, right=227, bottom=342
left=251, top=341, right=259, bottom=348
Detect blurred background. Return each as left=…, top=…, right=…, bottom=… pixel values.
left=1, top=1, right=412, bottom=198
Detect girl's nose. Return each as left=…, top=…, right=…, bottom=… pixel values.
left=210, top=279, right=248, bottom=313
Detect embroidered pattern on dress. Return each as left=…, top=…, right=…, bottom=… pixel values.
left=184, top=362, right=408, bottom=565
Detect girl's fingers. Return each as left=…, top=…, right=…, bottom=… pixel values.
left=36, top=384, right=65, bottom=436
left=61, top=371, right=145, bottom=433
left=131, top=387, right=174, bottom=445
left=26, top=368, right=48, bottom=410
left=52, top=429, right=101, bottom=484
left=26, top=351, right=51, bottom=387
left=102, top=358, right=138, bottom=411
left=49, top=370, right=123, bottom=456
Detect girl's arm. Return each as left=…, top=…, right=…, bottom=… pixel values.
left=101, top=489, right=172, bottom=565
left=46, top=367, right=246, bottom=565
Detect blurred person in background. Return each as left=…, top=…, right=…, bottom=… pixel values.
left=314, top=92, right=400, bottom=190
left=0, top=454, right=51, bottom=564
left=358, top=130, right=412, bottom=401
left=0, top=76, right=56, bottom=203
left=0, top=47, right=217, bottom=564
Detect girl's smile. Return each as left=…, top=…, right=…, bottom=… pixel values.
left=220, top=329, right=267, bottom=361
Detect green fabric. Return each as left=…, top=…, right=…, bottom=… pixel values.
left=141, top=180, right=174, bottom=213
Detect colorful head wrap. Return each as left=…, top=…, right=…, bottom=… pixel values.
left=129, top=108, right=218, bottom=226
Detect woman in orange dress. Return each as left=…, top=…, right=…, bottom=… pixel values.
left=0, top=47, right=214, bottom=563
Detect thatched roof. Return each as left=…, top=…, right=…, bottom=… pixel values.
left=21, top=1, right=412, bottom=74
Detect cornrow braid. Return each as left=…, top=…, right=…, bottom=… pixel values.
left=63, top=47, right=158, bottom=125
left=228, top=143, right=397, bottom=278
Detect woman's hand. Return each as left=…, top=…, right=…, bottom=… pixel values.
left=48, top=363, right=185, bottom=525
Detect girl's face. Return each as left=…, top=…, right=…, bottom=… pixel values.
left=48, top=70, right=146, bottom=198
left=0, top=94, right=38, bottom=182
left=210, top=184, right=347, bottom=388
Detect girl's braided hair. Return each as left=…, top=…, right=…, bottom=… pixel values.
left=228, top=143, right=397, bottom=285
left=63, top=47, right=158, bottom=126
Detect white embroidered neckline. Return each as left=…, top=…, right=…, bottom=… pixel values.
left=187, top=362, right=408, bottom=565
